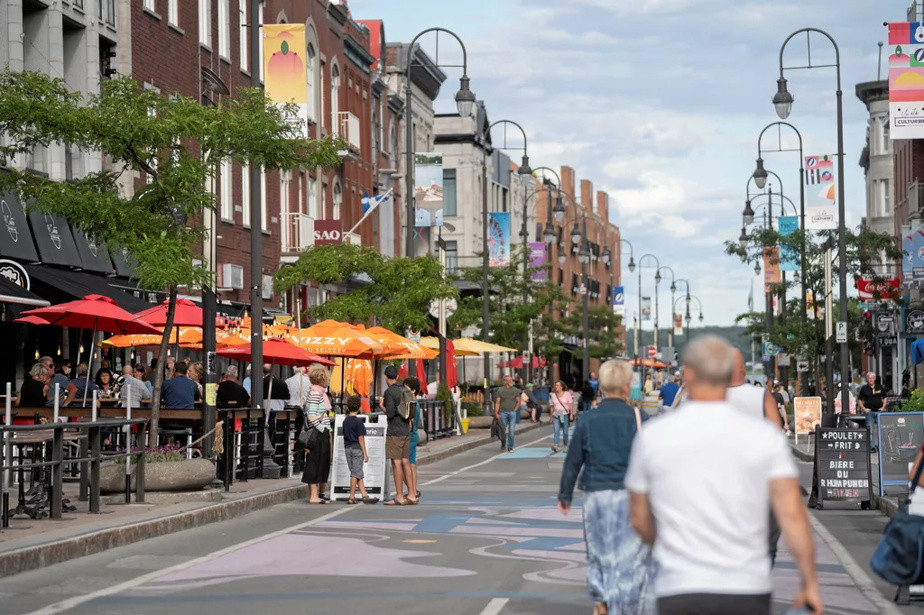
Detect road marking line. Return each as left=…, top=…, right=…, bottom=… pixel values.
left=422, top=430, right=552, bottom=488
left=478, top=597, right=509, bottom=615
left=24, top=505, right=351, bottom=615
left=807, top=513, right=902, bottom=615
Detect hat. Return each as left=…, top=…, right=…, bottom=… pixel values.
left=383, top=365, right=398, bottom=379
left=526, top=382, right=534, bottom=388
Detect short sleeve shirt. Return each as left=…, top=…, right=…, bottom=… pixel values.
left=858, top=383, right=884, bottom=411
left=161, top=376, right=199, bottom=409
left=342, top=415, right=367, bottom=447
left=495, top=386, right=522, bottom=413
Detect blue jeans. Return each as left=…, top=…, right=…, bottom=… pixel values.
left=553, top=413, right=570, bottom=448
left=500, top=411, right=517, bottom=450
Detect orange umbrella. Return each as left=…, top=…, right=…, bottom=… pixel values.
left=294, top=324, right=384, bottom=358
left=357, top=325, right=437, bottom=359
left=103, top=327, right=202, bottom=348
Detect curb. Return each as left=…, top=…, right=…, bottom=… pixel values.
left=790, top=442, right=813, bottom=463
left=0, top=422, right=545, bottom=578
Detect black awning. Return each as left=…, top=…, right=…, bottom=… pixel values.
left=0, top=275, right=48, bottom=307
left=72, top=230, right=114, bottom=274
left=25, top=265, right=153, bottom=312
left=27, top=211, right=82, bottom=267
left=109, top=247, right=136, bottom=277
left=0, top=191, right=40, bottom=262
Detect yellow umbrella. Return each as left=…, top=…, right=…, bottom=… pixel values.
left=420, top=337, right=517, bottom=355
left=420, top=337, right=477, bottom=356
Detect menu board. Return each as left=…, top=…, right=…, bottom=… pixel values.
left=814, top=428, right=871, bottom=508
left=329, top=413, right=388, bottom=501
left=877, top=412, right=924, bottom=496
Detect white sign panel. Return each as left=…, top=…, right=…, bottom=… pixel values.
left=330, top=413, right=388, bottom=501
left=836, top=321, right=848, bottom=344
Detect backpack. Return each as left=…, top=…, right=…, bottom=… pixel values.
left=399, top=388, right=416, bottom=421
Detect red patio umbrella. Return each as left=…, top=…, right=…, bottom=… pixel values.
left=217, top=337, right=335, bottom=368
left=133, top=298, right=205, bottom=328
left=20, top=294, right=162, bottom=404
left=496, top=356, right=547, bottom=370
left=446, top=339, right=459, bottom=389
left=14, top=315, right=50, bottom=326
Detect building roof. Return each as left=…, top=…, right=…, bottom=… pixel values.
left=385, top=42, right=447, bottom=100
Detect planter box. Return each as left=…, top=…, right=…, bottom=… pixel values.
left=99, top=458, right=216, bottom=494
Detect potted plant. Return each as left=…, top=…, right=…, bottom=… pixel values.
left=99, top=442, right=216, bottom=493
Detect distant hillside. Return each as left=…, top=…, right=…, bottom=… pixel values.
left=625, top=325, right=752, bottom=358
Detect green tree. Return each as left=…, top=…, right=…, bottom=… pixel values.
left=0, top=70, right=343, bottom=436
left=274, top=243, right=457, bottom=332
left=570, top=305, right=624, bottom=360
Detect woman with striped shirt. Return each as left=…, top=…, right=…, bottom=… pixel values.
left=301, top=364, right=333, bottom=504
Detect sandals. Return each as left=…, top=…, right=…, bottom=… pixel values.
left=308, top=499, right=328, bottom=505
left=383, top=499, right=407, bottom=506
left=362, top=496, right=379, bottom=504
left=405, top=497, right=419, bottom=505
left=346, top=498, right=360, bottom=505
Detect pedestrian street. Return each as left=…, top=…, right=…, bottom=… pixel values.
left=0, top=425, right=888, bottom=615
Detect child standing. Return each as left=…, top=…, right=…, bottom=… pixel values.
left=343, top=395, right=378, bottom=504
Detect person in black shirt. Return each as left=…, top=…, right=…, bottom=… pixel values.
left=858, top=371, right=885, bottom=414
left=263, top=364, right=290, bottom=402
left=17, top=362, right=49, bottom=407
left=216, top=365, right=250, bottom=408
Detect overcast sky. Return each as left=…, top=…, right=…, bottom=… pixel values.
left=349, top=0, right=900, bottom=331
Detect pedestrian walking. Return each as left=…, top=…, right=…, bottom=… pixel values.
left=301, top=364, right=333, bottom=505
left=494, top=375, right=522, bottom=452
left=342, top=395, right=378, bottom=504
left=626, top=335, right=822, bottom=615
left=382, top=365, right=415, bottom=505
left=404, top=376, right=422, bottom=501
left=657, top=373, right=681, bottom=411
left=558, top=359, right=656, bottom=615
left=550, top=380, right=574, bottom=453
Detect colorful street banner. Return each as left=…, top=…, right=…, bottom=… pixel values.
left=903, top=226, right=924, bottom=284
left=529, top=242, right=546, bottom=283
left=856, top=277, right=900, bottom=300
left=888, top=22, right=924, bottom=139
left=413, top=153, right=443, bottom=227
left=803, top=155, right=837, bottom=231
left=778, top=215, right=799, bottom=271
left=806, top=291, right=815, bottom=320
left=641, top=296, right=651, bottom=321
left=263, top=24, right=308, bottom=138
left=488, top=212, right=510, bottom=267
left=763, top=247, right=781, bottom=293
left=673, top=312, right=683, bottom=336
left=612, top=286, right=625, bottom=316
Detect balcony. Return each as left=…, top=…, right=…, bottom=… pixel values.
left=281, top=212, right=314, bottom=262
left=336, top=111, right=361, bottom=154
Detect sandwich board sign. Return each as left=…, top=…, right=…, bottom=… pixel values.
left=330, top=413, right=388, bottom=501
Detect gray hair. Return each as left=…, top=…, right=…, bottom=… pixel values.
left=223, top=365, right=239, bottom=380
left=598, top=359, right=633, bottom=397
left=682, top=335, right=734, bottom=386
left=29, top=362, right=48, bottom=380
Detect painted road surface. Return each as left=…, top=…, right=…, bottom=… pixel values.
left=0, top=425, right=894, bottom=614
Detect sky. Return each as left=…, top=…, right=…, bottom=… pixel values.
left=348, top=0, right=902, bottom=331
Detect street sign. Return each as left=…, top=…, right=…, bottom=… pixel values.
left=428, top=297, right=457, bottom=319
left=836, top=321, right=848, bottom=344
left=796, top=360, right=809, bottom=373
left=777, top=354, right=791, bottom=367
left=908, top=309, right=924, bottom=334
left=647, top=345, right=656, bottom=358
left=762, top=341, right=780, bottom=357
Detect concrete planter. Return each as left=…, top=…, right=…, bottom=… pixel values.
left=99, top=458, right=216, bottom=494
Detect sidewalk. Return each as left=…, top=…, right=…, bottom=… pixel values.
left=0, top=420, right=542, bottom=577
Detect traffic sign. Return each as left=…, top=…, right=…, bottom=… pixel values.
left=835, top=321, right=847, bottom=344
left=647, top=345, right=657, bottom=358
left=796, top=360, right=809, bottom=373
left=762, top=341, right=780, bottom=357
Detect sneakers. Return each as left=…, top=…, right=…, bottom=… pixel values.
left=551, top=445, right=559, bottom=453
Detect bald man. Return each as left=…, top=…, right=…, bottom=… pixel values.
left=726, top=349, right=785, bottom=429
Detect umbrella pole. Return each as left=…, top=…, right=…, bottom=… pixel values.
left=372, top=360, right=377, bottom=412
left=83, top=320, right=98, bottom=406
left=340, top=358, right=345, bottom=413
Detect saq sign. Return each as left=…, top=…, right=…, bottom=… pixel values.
left=314, top=220, right=342, bottom=245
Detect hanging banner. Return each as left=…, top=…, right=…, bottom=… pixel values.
left=763, top=247, right=781, bottom=293
left=856, top=277, right=900, bottom=300
left=529, top=242, right=547, bottom=283
left=413, top=152, right=444, bottom=227
left=673, top=312, right=683, bottom=336
left=803, top=155, right=837, bottom=231
left=488, top=212, right=511, bottom=267
left=778, top=215, right=799, bottom=271
left=903, top=226, right=924, bottom=284
left=263, top=24, right=309, bottom=138
left=612, top=285, right=625, bottom=316
left=806, top=291, right=816, bottom=320
left=641, top=296, right=652, bottom=321
left=888, top=23, right=924, bottom=139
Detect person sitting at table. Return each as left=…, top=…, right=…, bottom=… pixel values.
left=217, top=365, right=249, bottom=408
left=45, top=359, right=71, bottom=407
left=97, top=370, right=115, bottom=398
left=17, top=362, right=50, bottom=407
left=119, top=364, right=152, bottom=409
left=94, top=358, right=111, bottom=385
left=285, top=366, right=312, bottom=409
left=188, top=361, right=205, bottom=399
left=62, top=362, right=99, bottom=407
left=161, top=361, right=200, bottom=409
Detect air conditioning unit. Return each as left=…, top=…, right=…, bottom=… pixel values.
left=221, top=263, right=244, bottom=290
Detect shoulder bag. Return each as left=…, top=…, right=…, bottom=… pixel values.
left=871, top=449, right=924, bottom=585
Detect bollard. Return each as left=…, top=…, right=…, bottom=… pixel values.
left=51, top=426, right=64, bottom=520
left=135, top=420, right=145, bottom=504
left=89, top=425, right=101, bottom=514
left=2, top=382, right=10, bottom=528
left=124, top=397, right=132, bottom=504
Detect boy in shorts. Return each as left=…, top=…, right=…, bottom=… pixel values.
left=343, top=395, right=377, bottom=504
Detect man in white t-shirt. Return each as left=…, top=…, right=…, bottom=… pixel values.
left=725, top=349, right=782, bottom=427
left=626, top=335, right=822, bottom=615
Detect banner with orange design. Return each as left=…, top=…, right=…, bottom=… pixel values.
left=263, top=24, right=308, bottom=138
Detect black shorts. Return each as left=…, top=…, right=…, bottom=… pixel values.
left=657, top=593, right=771, bottom=615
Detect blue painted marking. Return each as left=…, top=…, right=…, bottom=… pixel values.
left=499, top=448, right=554, bottom=460
left=98, top=590, right=592, bottom=605
left=513, top=537, right=585, bottom=552
left=412, top=513, right=474, bottom=533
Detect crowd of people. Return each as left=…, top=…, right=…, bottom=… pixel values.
left=557, top=337, right=822, bottom=615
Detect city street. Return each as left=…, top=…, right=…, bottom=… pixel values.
left=0, top=425, right=906, bottom=615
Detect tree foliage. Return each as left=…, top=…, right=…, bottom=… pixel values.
left=570, top=305, right=624, bottom=360
left=274, top=243, right=458, bottom=332
left=0, top=70, right=344, bottom=434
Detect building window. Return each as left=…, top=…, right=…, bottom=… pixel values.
left=444, top=240, right=458, bottom=274
left=330, top=64, right=340, bottom=135
left=306, top=43, right=316, bottom=122
left=241, top=163, right=251, bottom=226
left=238, top=0, right=248, bottom=71
left=879, top=116, right=890, bottom=155
left=143, top=0, right=155, bottom=11
left=220, top=159, right=233, bottom=221
left=319, top=61, right=326, bottom=129
left=217, top=0, right=230, bottom=59
left=99, top=0, right=116, bottom=25
left=443, top=169, right=457, bottom=217
left=168, top=0, right=178, bottom=25
left=332, top=180, right=342, bottom=220
left=306, top=176, right=315, bottom=217
left=198, top=0, right=211, bottom=47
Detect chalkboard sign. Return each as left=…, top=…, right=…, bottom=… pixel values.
left=877, top=412, right=924, bottom=496
left=813, top=428, right=871, bottom=509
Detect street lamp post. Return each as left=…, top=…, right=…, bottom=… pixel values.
left=773, top=27, right=849, bottom=418
left=482, top=119, right=531, bottom=409
left=610, top=238, right=636, bottom=368
left=658, top=266, right=677, bottom=354
left=404, top=28, right=474, bottom=260
left=637, top=254, right=660, bottom=376
left=675, top=278, right=692, bottom=344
